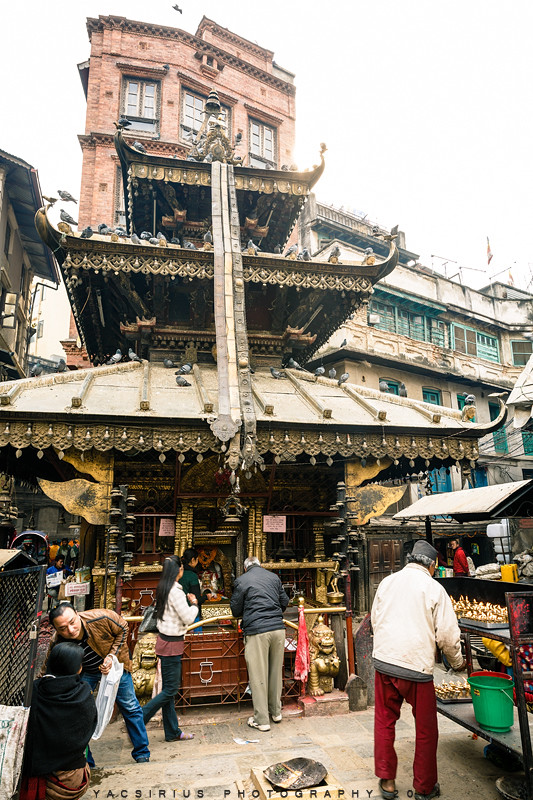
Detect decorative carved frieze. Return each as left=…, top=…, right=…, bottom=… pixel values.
left=0, top=420, right=479, bottom=463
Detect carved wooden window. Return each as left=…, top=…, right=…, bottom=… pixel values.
left=511, top=339, right=533, bottom=366
left=122, top=78, right=160, bottom=133
left=249, top=119, right=276, bottom=168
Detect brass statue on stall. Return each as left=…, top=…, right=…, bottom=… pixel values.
left=131, top=632, right=158, bottom=705
left=308, top=616, right=340, bottom=696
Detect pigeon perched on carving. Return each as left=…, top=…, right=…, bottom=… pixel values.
left=30, top=361, right=43, bottom=377
left=328, top=246, right=341, bottom=264
left=176, top=374, right=191, bottom=387
left=399, top=382, right=408, bottom=397
left=338, top=372, right=349, bottom=386
left=314, top=366, right=325, bottom=377
left=133, top=141, right=147, bottom=154
left=115, top=116, right=132, bottom=129
left=328, top=367, right=336, bottom=380
left=55, top=359, right=67, bottom=373
left=60, top=209, right=78, bottom=226
left=379, top=380, right=390, bottom=393
left=80, top=226, right=94, bottom=239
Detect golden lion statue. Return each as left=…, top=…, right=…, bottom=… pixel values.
left=131, top=632, right=158, bottom=705
left=308, top=616, right=340, bottom=696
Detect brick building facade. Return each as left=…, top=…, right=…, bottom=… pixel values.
left=63, top=15, right=298, bottom=366
left=77, top=14, right=296, bottom=230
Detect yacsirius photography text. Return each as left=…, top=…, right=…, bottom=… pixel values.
left=90, top=790, right=387, bottom=799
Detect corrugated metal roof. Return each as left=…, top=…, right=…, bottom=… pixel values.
left=394, top=479, right=533, bottom=521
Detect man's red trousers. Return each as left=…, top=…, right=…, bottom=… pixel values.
left=374, top=670, right=438, bottom=795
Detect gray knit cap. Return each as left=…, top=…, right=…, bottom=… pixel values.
left=411, top=539, right=438, bottom=563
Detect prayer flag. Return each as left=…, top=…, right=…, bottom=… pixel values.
left=487, top=237, right=493, bottom=265
left=294, top=604, right=310, bottom=687
left=508, top=270, right=515, bottom=286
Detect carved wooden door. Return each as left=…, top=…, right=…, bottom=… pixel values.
left=368, top=539, right=402, bottom=604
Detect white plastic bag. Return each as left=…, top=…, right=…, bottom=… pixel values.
left=91, top=656, right=123, bottom=740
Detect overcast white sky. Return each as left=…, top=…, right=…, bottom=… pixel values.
left=2, top=0, right=532, bottom=291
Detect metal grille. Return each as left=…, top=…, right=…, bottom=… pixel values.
left=0, top=565, right=46, bottom=706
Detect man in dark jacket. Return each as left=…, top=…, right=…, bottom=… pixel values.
left=230, top=556, right=289, bottom=731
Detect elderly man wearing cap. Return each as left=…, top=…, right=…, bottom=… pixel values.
left=371, top=539, right=466, bottom=800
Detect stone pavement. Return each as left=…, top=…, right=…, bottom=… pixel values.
left=88, top=694, right=515, bottom=800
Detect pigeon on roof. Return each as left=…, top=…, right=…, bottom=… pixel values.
left=133, top=141, right=147, bottom=154
left=128, top=348, right=142, bottom=363
left=270, top=367, right=285, bottom=379
left=338, top=372, right=349, bottom=386
left=176, top=375, right=191, bottom=387
left=106, top=349, right=122, bottom=365
left=284, top=244, right=298, bottom=258
left=328, top=367, right=336, bottom=379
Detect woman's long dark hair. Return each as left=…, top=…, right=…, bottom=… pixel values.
left=155, top=555, right=183, bottom=621
left=47, top=642, right=83, bottom=676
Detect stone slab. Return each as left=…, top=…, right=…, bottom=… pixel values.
left=297, top=690, right=348, bottom=716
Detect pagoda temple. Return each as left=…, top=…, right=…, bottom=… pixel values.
left=0, top=91, right=505, bottom=625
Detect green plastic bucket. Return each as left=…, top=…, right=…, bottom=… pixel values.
left=468, top=671, right=514, bottom=733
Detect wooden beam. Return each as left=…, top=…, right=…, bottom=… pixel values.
left=71, top=371, right=95, bottom=408
left=192, top=364, right=214, bottom=413
left=285, top=369, right=332, bottom=418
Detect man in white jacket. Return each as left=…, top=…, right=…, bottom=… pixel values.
left=371, top=539, right=466, bottom=800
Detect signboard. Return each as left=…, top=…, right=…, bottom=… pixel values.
left=263, top=515, right=286, bottom=533
left=46, top=571, right=63, bottom=588
left=65, top=581, right=91, bottom=596
left=158, top=518, right=175, bottom=537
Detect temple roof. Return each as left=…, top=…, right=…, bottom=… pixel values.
left=0, top=361, right=505, bottom=464
left=506, top=352, right=533, bottom=430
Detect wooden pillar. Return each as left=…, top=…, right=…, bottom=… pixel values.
left=313, top=519, right=325, bottom=560
left=247, top=504, right=256, bottom=559
left=175, top=502, right=194, bottom=555
left=255, top=501, right=265, bottom=562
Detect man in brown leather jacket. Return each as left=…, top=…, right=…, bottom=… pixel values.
left=48, top=603, right=150, bottom=764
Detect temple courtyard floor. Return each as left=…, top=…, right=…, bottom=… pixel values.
left=87, top=695, right=517, bottom=800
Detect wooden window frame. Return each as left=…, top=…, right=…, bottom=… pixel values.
left=121, top=77, right=160, bottom=134
left=422, top=387, right=442, bottom=405
left=511, top=339, right=533, bottom=367
left=248, top=118, right=277, bottom=168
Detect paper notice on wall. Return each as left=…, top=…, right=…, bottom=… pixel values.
left=263, top=515, right=286, bottom=533
left=159, top=518, right=175, bottom=537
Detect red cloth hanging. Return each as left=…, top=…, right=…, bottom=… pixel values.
left=294, top=605, right=310, bottom=687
